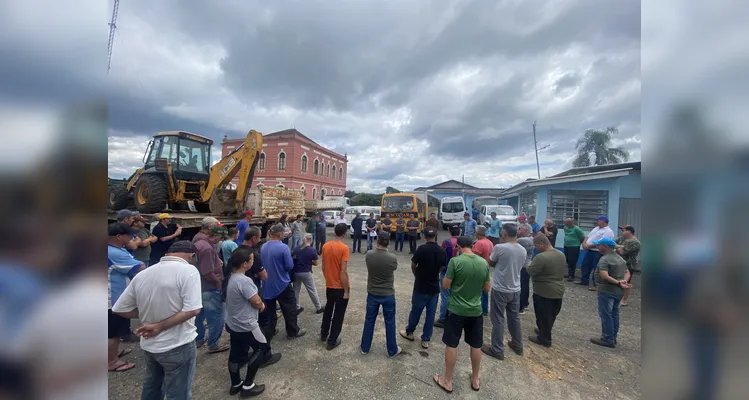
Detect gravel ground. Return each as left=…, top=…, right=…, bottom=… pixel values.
left=109, top=231, right=641, bottom=399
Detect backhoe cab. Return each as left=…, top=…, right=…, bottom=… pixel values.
left=108, top=130, right=263, bottom=215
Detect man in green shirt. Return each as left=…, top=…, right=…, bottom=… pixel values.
left=133, top=215, right=157, bottom=267
left=434, top=236, right=491, bottom=393
left=590, top=238, right=631, bottom=349
left=306, top=216, right=318, bottom=247
left=562, top=218, right=586, bottom=281
left=526, top=235, right=566, bottom=348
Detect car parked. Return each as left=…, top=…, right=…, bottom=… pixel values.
left=479, top=205, right=518, bottom=226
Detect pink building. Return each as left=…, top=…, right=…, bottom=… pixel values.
left=221, top=129, right=348, bottom=200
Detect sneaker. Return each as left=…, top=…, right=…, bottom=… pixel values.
left=421, top=340, right=429, bottom=349
left=433, top=320, right=445, bottom=328
left=326, top=337, right=342, bottom=351
left=528, top=335, right=551, bottom=348
left=588, top=287, right=598, bottom=291
left=519, top=309, right=526, bottom=315
left=590, top=337, right=616, bottom=348
left=360, top=348, right=369, bottom=355
left=297, top=306, right=305, bottom=314
left=481, top=345, right=504, bottom=360
left=399, top=330, right=415, bottom=341
left=388, top=345, right=402, bottom=359
left=239, top=383, right=266, bottom=398
left=258, top=353, right=282, bottom=369
left=230, top=381, right=244, bottom=395
left=288, top=329, right=307, bottom=340
left=507, top=340, right=524, bottom=356
left=315, top=308, right=324, bottom=314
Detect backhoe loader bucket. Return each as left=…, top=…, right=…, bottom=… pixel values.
left=209, top=188, right=240, bottom=215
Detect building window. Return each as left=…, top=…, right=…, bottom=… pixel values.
left=277, top=151, right=286, bottom=170
left=332, top=164, right=337, bottom=179
left=339, top=167, right=343, bottom=181
left=258, top=152, right=266, bottom=170
left=314, top=159, right=319, bottom=175
left=338, top=189, right=342, bottom=196
left=300, top=184, right=306, bottom=197
left=321, top=188, right=327, bottom=199
left=548, top=190, right=609, bottom=232
left=312, top=187, right=317, bottom=200
left=326, top=163, right=330, bottom=177
left=518, top=192, right=537, bottom=219
left=275, top=183, right=285, bottom=188
left=301, top=154, right=308, bottom=173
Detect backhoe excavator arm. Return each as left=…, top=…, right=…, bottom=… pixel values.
left=200, top=130, right=263, bottom=213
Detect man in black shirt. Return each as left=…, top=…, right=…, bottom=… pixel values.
left=365, top=213, right=378, bottom=252
left=149, top=213, right=182, bottom=265
left=234, top=227, right=268, bottom=290
left=406, top=215, right=420, bottom=254
left=399, top=227, right=446, bottom=349
left=351, top=213, right=363, bottom=253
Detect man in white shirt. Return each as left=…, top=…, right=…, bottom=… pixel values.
left=113, top=240, right=203, bottom=400
left=334, top=211, right=347, bottom=227
left=579, top=216, right=615, bottom=289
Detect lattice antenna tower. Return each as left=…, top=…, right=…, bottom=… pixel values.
left=107, top=0, right=120, bottom=74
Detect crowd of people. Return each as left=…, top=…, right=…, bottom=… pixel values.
left=107, top=207, right=640, bottom=397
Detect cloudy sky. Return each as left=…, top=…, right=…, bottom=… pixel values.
left=106, top=0, right=641, bottom=192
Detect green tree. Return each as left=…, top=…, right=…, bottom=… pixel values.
left=345, top=190, right=357, bottom=198
left=572, top=127, right=630, bottom=167
left=385, top=186, right=401, bottom=194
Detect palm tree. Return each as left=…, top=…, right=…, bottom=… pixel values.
left=572, top=127, right=630, bottom=167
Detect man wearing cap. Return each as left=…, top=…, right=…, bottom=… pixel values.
left=107, top=222, right=145, bottom=372
left=235, top=210, right=254, bottom=246
left=194, top=224, right=230, bottom=353
left=361, top=231, right=402, bottom=358
left=400, top=226, right=446, bottom=349
left=579, top=216, right=615, bottom=289
left=112, top=240, right=203, bottom=399
left=590, top=237, right=630, bottom=348
left=460, top=212, right=477, bottom=241
left=150, top=213, right=183, bottom=266
left=259, top=223, right=307, bottom=340
left=615, top=226, right=640, bottom=306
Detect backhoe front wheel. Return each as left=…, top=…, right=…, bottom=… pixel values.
left=108, top=184, right=129, bottom=210
left=134, top=174, right=169, bottom=214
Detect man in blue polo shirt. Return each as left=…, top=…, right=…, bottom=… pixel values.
left=259, top=224, right=307, bottom=341
left=107, top=222, right=144, bottom=372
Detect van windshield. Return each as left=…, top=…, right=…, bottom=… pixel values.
left=442, top=202, right=465, bottom=213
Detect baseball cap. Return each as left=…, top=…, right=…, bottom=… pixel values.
left=592, top=237, right=617, bottom=248
left=517, top=215, right=527, bottom=221
left=167, top=240, right=197, bottom=254
left=423, top=226, right=437, bottom=237
left=618, top=225, right=635, bottom=234
left=108, top=222, right=136, bottom=236
left=595, top=216, right=609, bottom=223
left=157, top=213, right=172, bottom=220
left=211, top=225, right=229, bottom=238
left=243, top=210, right=254, bottom=217
left=116, top=209, right=135, bottom=220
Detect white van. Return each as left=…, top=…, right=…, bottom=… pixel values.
left=440, top=196, right=467, bottom=229
left=322, top=210, right=339, bottom=226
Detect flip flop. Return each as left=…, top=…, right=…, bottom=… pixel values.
left=433, top=374, right=453, bottom=393
left=207, top=344, right=230, bottom=354
left=470, top=374, right=480, bottom=391
left=108, top=360, right=135, bottom=372
left=620, top=303, right=629, bottom=307
left=118, top=348, right=132, bottom=358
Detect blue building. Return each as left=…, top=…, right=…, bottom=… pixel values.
left=499, top=162, right=642, bottom=247
left=413, top=180, right=506, bottom=210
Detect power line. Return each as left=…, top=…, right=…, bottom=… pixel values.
left=108, top=0, right=120, bottom=74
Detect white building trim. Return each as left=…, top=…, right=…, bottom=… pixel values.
left=262, top=143, right=268, bottom=147
left=301, top=145, right=310, bottom=150
left=277, top=149, right=286, bottom=170
left=258, top=151, right=266, bottom=170
left=278, top=142, right=289, bottom=146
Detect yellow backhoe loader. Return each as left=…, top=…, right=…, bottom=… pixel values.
left=108, top=130, right=262, bottom=215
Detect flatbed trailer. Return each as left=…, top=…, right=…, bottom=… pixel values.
left=106, top=211, right=268, bottom=229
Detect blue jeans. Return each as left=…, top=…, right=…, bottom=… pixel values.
left=597, top=292, right=621, bottom=345
left=141, top=342, right=196, bottom=400
left=405, top=290, right=439, bottom=341
left=395, top=233, right=404, bottom=251
left=367, top=234, right=375, bottom=250
left=438, top=270, right=450, bottom=322
left=291, top=236, right=302, bottom=254
left=195, top=290, right=224, bottom=348
left=481, top=291, right=489, bottom=314
left=580, top=250, right=601, bottom=286
left=360, top=294, right=399, bottom=356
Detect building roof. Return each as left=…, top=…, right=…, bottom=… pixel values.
left=413, top=179, right=504, bottom=195
left=414, top=179, right=479, bottom=191
left=499, top=161, right=641, bottom=198
left=223, top=128, right=347, bottom=160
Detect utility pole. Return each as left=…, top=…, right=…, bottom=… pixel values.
left=532, top=121, right=541, bottom=179
left=107, top=0, right=120, bottom=74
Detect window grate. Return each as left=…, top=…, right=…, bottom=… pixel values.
left=519, top=192, right=537, bottom=218
left=548, top=190, right=608, bottom=232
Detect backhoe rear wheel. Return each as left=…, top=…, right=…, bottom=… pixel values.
left=134, top=174, right=169, bottom=214
left=108, top=184, right=130, bottom=210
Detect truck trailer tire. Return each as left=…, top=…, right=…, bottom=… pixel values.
left=134, top=174, right=169, bottom=214
left=108, top=184, right=130, bottom=210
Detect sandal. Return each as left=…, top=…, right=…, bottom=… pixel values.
left=433, top=374, right=453, bottom=393
left=108, top=360, right=135, bottom=372
left=207, top=344, right=230, bottom=353
left=118, top=348, right=132, bottom=358
left=470, top=374, right=480, bottom=391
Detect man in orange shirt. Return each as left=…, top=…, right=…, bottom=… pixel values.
left=472, top=226, right=494, bottom=316
left=320, top=223, right=351, bottom=350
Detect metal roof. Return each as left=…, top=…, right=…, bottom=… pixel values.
left=499, top=167, right=639, bottom=198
